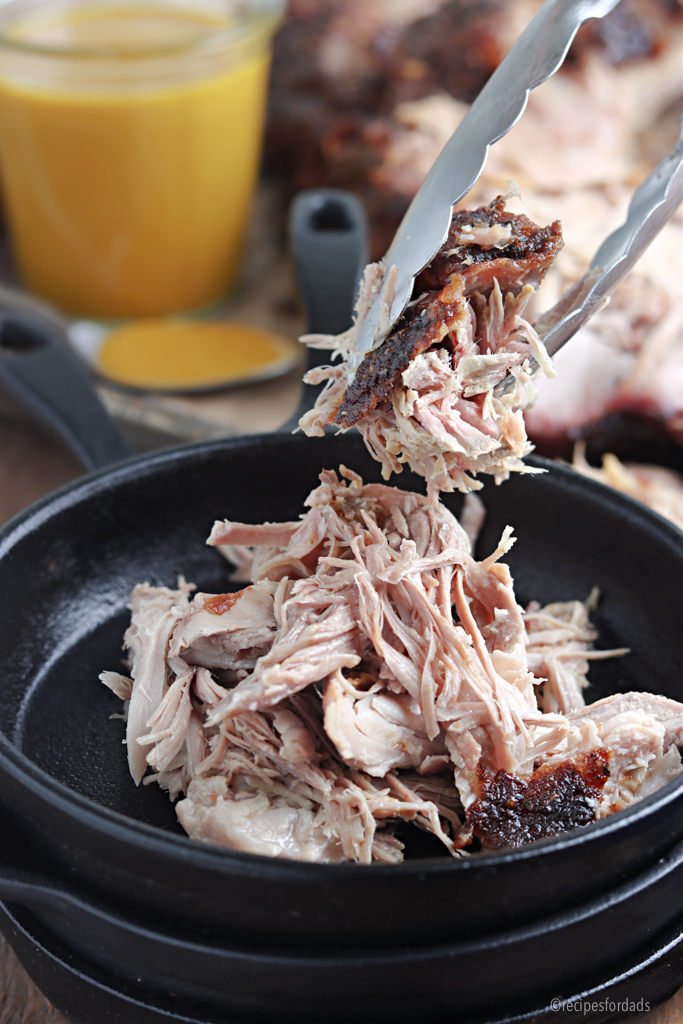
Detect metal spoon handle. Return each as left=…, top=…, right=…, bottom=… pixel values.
left=352, top=0, right=621, bottom=366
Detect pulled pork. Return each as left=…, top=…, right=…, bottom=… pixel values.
left=570, top=444, right=683, bottom=531
left=299, top=198, right=563, bottom=497
left=101, top=469, right=683, bottom=863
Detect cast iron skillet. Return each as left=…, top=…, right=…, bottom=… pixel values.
left=0, top=192, right=681, bottom=953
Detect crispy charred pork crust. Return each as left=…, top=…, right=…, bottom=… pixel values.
left=333, top=198, right=562, bottom=429
left=468, top=749, right=611, bottom=851
left=334, top=290, right=463, bottom=428
left=417, top=198, right=563, bottom=291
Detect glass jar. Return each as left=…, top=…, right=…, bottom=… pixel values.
left=0, top=0, right=283, bottom=317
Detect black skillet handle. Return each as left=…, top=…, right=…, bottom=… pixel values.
left=0, top=865, right=69, bottom=917
left=0, top=808, right=90, bottom=919
left=281, top=189, right=368, bottom=432
left=0, top=312, right=133, bottom=472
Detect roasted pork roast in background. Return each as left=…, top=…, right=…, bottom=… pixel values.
left=266, top=0, right=681, bottom=256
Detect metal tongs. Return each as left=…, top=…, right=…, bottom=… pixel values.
left=349, top=0, right=683, bottom=388
left=495, top=131, right=683, bottom=396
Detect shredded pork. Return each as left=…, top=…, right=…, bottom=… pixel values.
left=571, top=444, right=683, bottom=531
left=299, top=197, right=563, bottom=497
left=100, top=469, right=683, bottom=862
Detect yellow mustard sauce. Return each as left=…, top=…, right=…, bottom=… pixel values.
left=96, top=319, right=298, bottom=390
left=0, top=4, right=270, bottom=317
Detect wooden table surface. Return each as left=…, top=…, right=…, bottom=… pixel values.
left=0, top=402, right=681, bottom=1024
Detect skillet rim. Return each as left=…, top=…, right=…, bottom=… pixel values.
left=0, top=435, right=681, bottom=879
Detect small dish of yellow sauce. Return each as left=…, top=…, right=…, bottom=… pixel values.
left=93, top=318, right=303, bottom=393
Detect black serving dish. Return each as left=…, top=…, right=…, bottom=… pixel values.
left=0, top=805, right=681, bottom=1024
left=0, top=432, right=681, bottom=951
left=2, top=896, right=680, bottom=1024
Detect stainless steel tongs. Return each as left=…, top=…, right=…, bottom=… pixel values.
left=495, top=130, right=683, bottom=396
left=348, top=0, right=682, bottom=382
